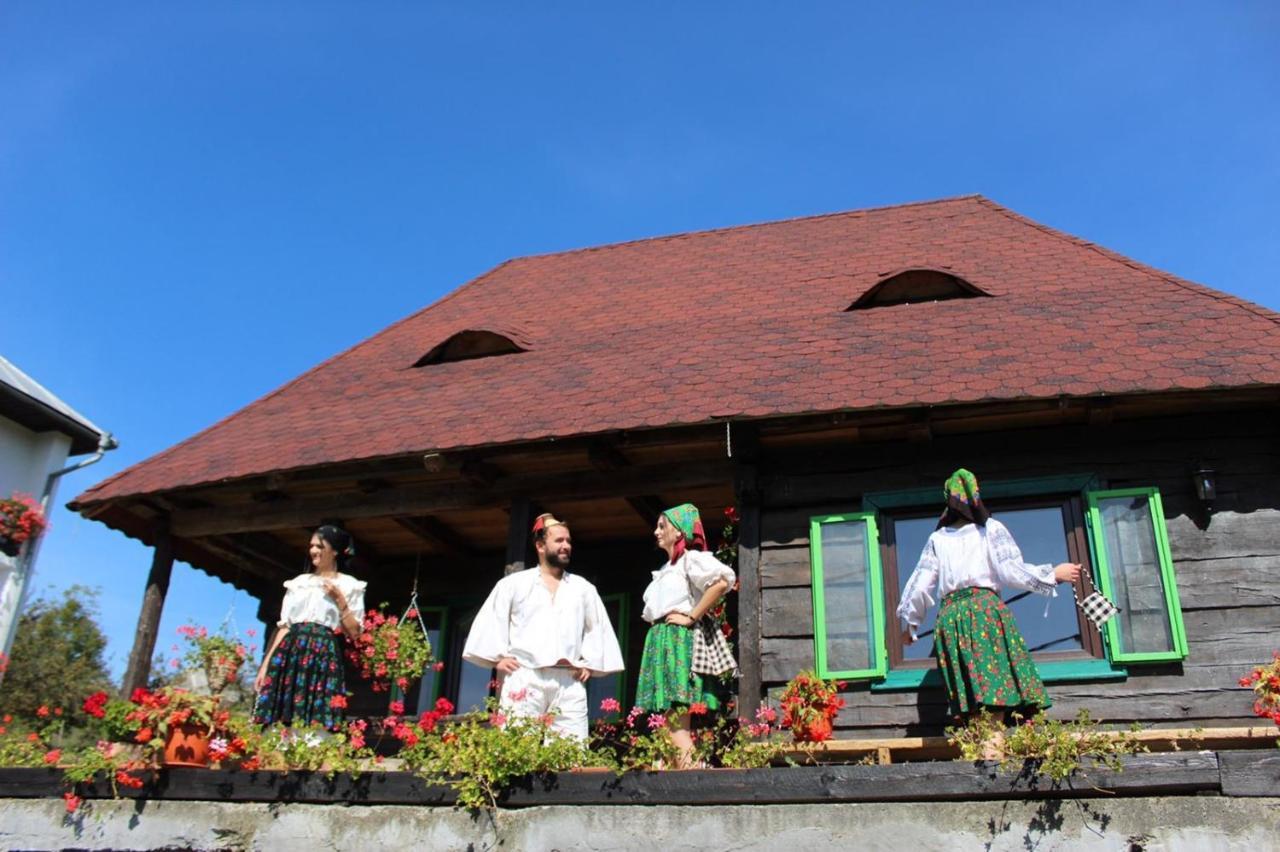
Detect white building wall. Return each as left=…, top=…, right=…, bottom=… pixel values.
left=0, top=416, right=73, bottom=669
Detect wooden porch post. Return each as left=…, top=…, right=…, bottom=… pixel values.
left=121, top=522, right=175, bottom=696
left=505, top=498, right=533, bottom=575
left=735, top=464, right=763, bottom=718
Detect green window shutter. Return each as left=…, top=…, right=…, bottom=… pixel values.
left=1084, top=488, right=1188, bottom=663
left=810, top=512, right=887, bottom=679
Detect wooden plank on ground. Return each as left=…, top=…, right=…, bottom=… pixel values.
left=785, top=726, right=1279, bottom=765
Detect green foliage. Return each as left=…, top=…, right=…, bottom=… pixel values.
left=947, top=709, right=1148, bottom=781
left=703, top=718, right=787, bottom=769
left=0, top=720, right=50, bottom=767
left=251, top=724, right=374, bottom=776
left=0, top=586, right=112, bottom=742
left=402, top=704, right=610, bottom=810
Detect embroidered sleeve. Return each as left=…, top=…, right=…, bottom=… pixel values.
left=896, top=537, right=940, bottom=631
left=986, top=520, right=1057, bottom=596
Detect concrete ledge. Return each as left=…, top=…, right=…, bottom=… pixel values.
left=4, top=796, right=1280, bottom=851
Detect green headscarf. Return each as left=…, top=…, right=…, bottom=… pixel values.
left=662, top=503, right=707, bottom=553
left=940, top=468, right=990, bottom=528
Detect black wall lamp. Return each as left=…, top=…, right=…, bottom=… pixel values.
left=1192, top=464, right=1216, bottom=506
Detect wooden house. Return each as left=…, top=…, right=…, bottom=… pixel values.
left=71, top=195, right=1280, bottom=736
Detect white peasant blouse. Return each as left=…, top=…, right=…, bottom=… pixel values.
left=276, top=572, right=367, bottom=630
left=642, top=549, right=736, bottom=624
left=895, top=518, right=1057, bottom=638
left=461, top=569, right=625, bottom=675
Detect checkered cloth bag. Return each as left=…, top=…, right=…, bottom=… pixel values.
left=1074, top=566, right=1120, bottom=628
left=691, top=616, right=739, bottom=677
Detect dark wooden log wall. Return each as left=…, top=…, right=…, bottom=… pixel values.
left=342, top=536, right=659, bottom=718
left=755, top=409, right=1280, bottom=737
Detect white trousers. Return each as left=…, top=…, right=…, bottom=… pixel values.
left=498, top=665, right=589, bottom=741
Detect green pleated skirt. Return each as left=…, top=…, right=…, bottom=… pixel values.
left=634, top=622, right=728, bottom=713
left=934, top=587, right=1051, bottom=717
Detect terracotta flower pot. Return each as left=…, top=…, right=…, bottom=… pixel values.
left=163, top=722, right=211, bottom=767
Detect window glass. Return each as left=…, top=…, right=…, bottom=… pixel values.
left=454, top=612, right=494, bottom=713
left=413, top=625, right=444, bottom=711
left=587, top=594, right=627, bottom=718
left=1095, top=493, right=1176, bottom=655
left=814, top=518, right=879, bottom=675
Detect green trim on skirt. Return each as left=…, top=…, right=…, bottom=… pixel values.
left=634, top=622, right=727, bottom=713
left=934, top=587, right=1051, bottom=717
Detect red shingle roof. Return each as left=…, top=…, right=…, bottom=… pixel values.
left=77, top=195, right=1280, bottom=504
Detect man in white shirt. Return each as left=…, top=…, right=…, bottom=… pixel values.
left=462, top=513, right=625, bottom=740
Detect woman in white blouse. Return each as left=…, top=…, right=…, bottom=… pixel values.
left=635, top=503, right=736, bottom=768
left=896, top=470, right=1081, bottom=743
left=253, top=525, right=366, bottom=730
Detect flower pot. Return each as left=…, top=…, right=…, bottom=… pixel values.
left=0, top=536, right=19, bottom=557
left=163, top=722, right=211, bottom=767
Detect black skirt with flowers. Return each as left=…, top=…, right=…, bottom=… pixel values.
left=253, top=622, right=347, bottom=730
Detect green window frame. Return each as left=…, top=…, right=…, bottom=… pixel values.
left=809, top=512, right=887, bottom=680
left=1084, top=487, right=1188, bottom=663
left=808, top=477, right=1188, bottom=689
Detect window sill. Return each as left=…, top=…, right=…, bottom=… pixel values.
left=868, top=658, right=1127, bottom=692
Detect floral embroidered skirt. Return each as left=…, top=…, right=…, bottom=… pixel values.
left=634, top=622, right=728, bottom=713
left=934, top=587, right=1051, bottom=717
left=253, top=622, right=347, bottom=730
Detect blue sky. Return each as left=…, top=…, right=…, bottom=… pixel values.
left=2, top=3, right=1277, bottom=680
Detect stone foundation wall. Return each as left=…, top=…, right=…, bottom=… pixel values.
left=3, top=796, right=1279, bottom=851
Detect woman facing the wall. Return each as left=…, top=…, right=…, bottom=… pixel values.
left=897, top=469, right=1081, bottom=755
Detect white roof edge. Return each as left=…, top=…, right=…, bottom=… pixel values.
left=0, top=354, right=108, bottom=440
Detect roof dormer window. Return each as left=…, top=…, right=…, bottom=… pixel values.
left=846, top=267, right=989, bottom=310
left=413, top=330, right=526, bottom=366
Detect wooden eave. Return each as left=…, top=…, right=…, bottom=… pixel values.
left=73, top=386, right=1280, bottom=591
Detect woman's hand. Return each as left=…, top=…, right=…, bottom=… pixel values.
left=254, top=667, right=269, bottom=694
left=1053, top=563, right=1083, bottom=584
left=901, top=628, right=916, bottom=647
left=664, top=612, right=696, bottom=627
left=322, top=578, right=348, bottom=611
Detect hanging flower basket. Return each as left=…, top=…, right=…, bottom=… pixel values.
left=178, top=624, right=248, bottom=695
left=346, top=604, right=436, bottom=693
left=0, top=493, right=47, bottom=556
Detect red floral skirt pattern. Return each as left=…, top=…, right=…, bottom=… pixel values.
left=934, top=587, right=1051, bottom=717
left=253, top=622, right=347, bottom=730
